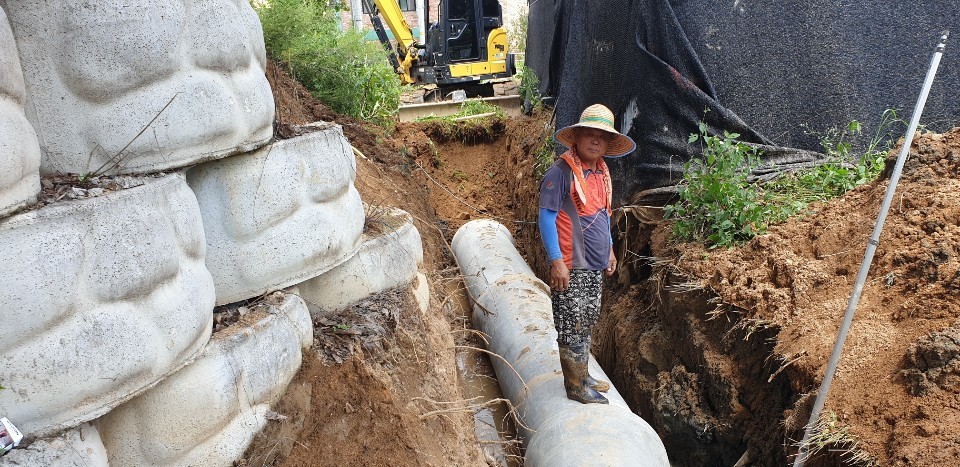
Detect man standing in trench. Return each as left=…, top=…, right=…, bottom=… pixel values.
left=538, top=104, right=635, bottom=404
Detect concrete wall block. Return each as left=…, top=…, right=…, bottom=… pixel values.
left=2, top=0, right=274, bottom=175
left=187, top=125, right=364, bottom=305
left=0, top=173, right=215, bottom=437
left=0, top=9, right=40, bottom=217
left=299, top=207, right=423, bottom=315
left=0, top=423, right=108, bottom=467
left=99, top=292, right=313, bottom=467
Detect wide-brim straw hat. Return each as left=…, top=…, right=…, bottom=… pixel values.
left=554, top=104, right=636, bottom=157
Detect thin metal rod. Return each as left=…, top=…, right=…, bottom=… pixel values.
left=793, top=30, right=949, bottom=467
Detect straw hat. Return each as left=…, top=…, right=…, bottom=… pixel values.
left=554, top=104, right=636, bottom=157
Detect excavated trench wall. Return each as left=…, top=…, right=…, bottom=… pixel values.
left=0, top=2, right=425, bottom=465
left=588, top=214, right=814, bottom=467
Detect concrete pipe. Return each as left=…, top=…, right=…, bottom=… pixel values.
left=451, top=219, right=669, bottom=466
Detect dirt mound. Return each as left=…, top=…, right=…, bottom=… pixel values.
left=267, top=60, right=403, bottom=167
left=663, top=128, right=960, bottom=465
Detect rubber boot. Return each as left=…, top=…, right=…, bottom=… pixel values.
left=558, top=343, right=608, bottom=404
left=583, top=337, right=610, bottom=393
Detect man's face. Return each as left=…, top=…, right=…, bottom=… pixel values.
left=574, top=128, right=612, bottom=163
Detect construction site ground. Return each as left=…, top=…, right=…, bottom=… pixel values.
left=243, top=60, right=960, bottom=466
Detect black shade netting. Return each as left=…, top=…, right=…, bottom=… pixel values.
left=526, top=0, right=960, bottom=207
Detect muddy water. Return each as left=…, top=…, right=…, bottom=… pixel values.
left=447, top=281, right=522, bottom=466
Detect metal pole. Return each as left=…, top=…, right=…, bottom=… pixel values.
left=417, top=0, right=426, bottom=44
left=793, top=30, right=949, bottom=467
left=351, top=0, right=364, bottom=31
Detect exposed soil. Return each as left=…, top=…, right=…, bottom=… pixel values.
left=240, top=60, right=549, bottom=467
left=596, top=129, right=960, bottom=466
left=257, top=58, right=960, bottom=467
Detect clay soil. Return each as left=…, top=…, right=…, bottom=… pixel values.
left=674, top=130, right=960, bottom=465
left=253, top=59, right=959, bottom=466
left=596, top=130, right=960, bottom=466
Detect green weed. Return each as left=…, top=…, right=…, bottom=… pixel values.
left=664, top=122, right=770, bottom=248
left=533, top=130, right=556, bottom=180
left=517, top=65, right=541, bottom=112
left=256, top=0, right=400, bottom=127
left=451, top=170, right=470, bottom=182
left=666, top=112, right=897, bottom=249
left=416, top=101, right=506, bottom=143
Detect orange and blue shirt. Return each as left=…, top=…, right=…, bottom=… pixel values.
left=538, top=158, right=612, bottom=271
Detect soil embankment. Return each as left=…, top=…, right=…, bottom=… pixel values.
left=596, top=129, right=960, bottom=465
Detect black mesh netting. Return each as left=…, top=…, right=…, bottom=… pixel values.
left=527, top=0, right=959, bottom=206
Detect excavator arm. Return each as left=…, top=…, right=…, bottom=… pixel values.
left=362, top=0, right=422, bottom=84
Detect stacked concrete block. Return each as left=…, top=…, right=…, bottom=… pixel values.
left=99, top=291, right=313, bottom=467
left=187, top=124, right=365, bottom=305
left=0, top=173, right=215, bottom=437
left=299, top=207, right=424, bottom=315
left=0, top=423, right=108, bottom=467
left=0, top=9, right=40, bottom=217
left=1, top=0, right=274, bottom=175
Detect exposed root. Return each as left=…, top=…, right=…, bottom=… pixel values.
left=413, top=395, right=533, bottom=433
left=454, top=345, right=529, bottom=397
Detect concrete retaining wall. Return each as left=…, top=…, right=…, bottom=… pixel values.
left=188, top=125, right=364, bottom=305
left=0, top=4, right=417, bottom=464
left=299, top=207, right=423, bottom=314
left=2, top=0, right=274, bottom=175
left=0, top=173, right=215, bottom=437
left=0, top=8, right=40, bottom=217
left=100, top=291, right=312, bottom=466
left=0, top=423, right=108, bottom=467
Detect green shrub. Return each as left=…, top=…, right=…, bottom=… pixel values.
left=256, top=0, right=400, bottom=127
left=665, top=122, right=770, bottom=248
left=517, top=65, right=541, bottom=111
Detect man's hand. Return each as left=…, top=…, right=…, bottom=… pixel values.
left=550, top=259, right=570, bottom=291
left=606, top=250, right=617, bottom=277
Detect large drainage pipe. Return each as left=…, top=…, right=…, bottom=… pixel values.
left=452, top=220, right=669, bottom=466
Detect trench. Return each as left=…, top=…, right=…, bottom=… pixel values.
left=447, top=280, right=522, bottom=467
left=397, top=111, right=809, bottom=464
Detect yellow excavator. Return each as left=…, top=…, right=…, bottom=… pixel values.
left=362, top=0, right=516, bottom=100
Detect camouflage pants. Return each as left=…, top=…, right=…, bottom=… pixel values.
left=551, top=269, right=603, bottom=346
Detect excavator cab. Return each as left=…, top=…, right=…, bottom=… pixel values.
left=366, top=0, right=515, bottom=100
left=421, top=0, right=513, bottom=97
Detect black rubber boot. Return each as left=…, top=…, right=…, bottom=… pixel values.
left=559, top=343, right=608, bottom=404
left=584, top=337, right=610, bottom=393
